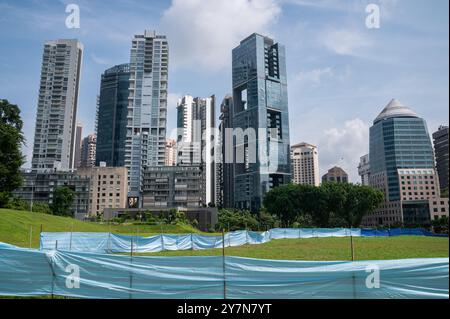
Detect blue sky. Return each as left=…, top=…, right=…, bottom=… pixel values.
left=0, top=0, right=448, bottom=181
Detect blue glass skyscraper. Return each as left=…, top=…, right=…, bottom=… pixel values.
left=364, top=99, right=447, bottom=226
left=232, top=33, right=291, bottom=212
left=369, top=99, right=435, bottom=201
left=96, top=64, right=130, bottom=167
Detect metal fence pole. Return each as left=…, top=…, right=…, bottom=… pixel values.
left=107, top=231, right=111, bottom=253
left=222, top=229, right=226, bottom=299
left=29, top=225, right=32, bottom=249
left=69, top=223, right=73, bottom=251
left=129, top=238, right=133, bottom=299
left=350, top=235, right=355, bottom=261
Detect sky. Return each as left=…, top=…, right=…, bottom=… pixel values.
left=0, top=0, right=448, bottom=182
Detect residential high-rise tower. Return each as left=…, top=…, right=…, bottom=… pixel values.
left=32, top=39, right=83, bottom=171
left=176, top=95, right=216, bottom=206
left=125, top=30, right=169, bottom=205
left=291, top=142, right=320, bottom=186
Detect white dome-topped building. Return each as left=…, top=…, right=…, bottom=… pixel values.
left=373, top=98, right=419, bottom=124
left=362, top=99, right=449, bottom=227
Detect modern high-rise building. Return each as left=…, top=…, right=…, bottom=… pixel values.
left=217, top=95, right=234, bottom=208
left=232, top=33, right=291, bottom=212
left=358, top=154, right=370, bottom=186
left=74, top=123, right=83, bottom=168
left=96, top=64, right=130, bottom=167
left=291, top=142, right=320, bottom=186
left=164, top=139, right=177, bottom=166
left=80, top=134, right=96, bottom=168
left=176, top=95, right=216, bottom=206
left=125, top=30, right=169, bottom=205
left=322, top=166, right=348, bottom=184
left=363, top=99, right=448, bottom=226
left=32, top=39, right=84, bottom=171
left=432, top=125, right=449, bottom=192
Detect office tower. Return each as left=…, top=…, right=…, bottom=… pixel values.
left=291, top=142, right=320, bottom=186
left=176, top=95, right=216, bottom=206
left=232, top=33, right=291, bottom=212
left=217, top=95, right=234, bottom=208
left=322, top=166, right=348, bottom=184
left=80, top=134, right=96, bottom=168
left=32, top=39, right=84, bottom=171
left=77, top=165, right=128, bottom=217
left=74, top=123, right=83, bottom=168
left=125, top=30, right=169, bottom=204
left=433, top=125, right=449, bottom=191
left=96, top=64, right=130, bottom=167
left=363, top=99, right=448, bottom=226
left=358, top=154, right=370, bottom=185
left=164, top=139, right=177, bottom=166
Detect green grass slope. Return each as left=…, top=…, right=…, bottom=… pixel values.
left=140, top=236, right=449, bottom=261
left=0, top=208, right=204, bottom=248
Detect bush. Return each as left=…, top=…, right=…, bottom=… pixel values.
left=258, top=210, right=280, bottom=230
left=5, top=196, right=30, bottom=211
left=31, top=202, right=52, bottom=214
left=432, top=216, right=449, bottom=234
left=216, top=209, right=259, bottom=231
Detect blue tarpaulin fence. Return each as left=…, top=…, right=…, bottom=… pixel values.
left=0, top=243, right=448, bottom=299
left=39, top=228, right=448, bottom=254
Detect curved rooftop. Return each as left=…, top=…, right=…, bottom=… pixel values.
left=374, top=99, right=419, bottom=124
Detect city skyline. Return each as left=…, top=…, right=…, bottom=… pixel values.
left=0, top=0, right=448, bottom=182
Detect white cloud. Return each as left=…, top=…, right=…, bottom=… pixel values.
left=91, top=54, right=110, bottom=65
left=321, top=28, right=373, bottom=57
left=282, top=0, right=349, bottom=11
left=161, top=0, right=281, bottom=71
left=318, top=118, right=370, bottom=182
left=293, top=67, right=334, bottom=87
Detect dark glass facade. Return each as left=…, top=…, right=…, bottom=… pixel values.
left=432, top=126, right=449, bottom=191
left=96, top=64, right=130, bottom=167
left=370, top=117, right=435, bottom=201
left=232, top=33, right=291, bottom=212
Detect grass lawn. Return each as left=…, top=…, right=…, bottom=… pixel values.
left=0, top=208, right=205, bottom=248
left=1, top=208, right=448, bottom=261
left=135, top=236, right=449, bottom=261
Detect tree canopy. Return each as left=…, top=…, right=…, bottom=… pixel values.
left=50, top=186, right=75, bottom=216
left=0, top=99, right=25, bottom=207
left=263, top=182, right=384, bottom=227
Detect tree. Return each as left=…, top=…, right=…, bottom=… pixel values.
left=432, top=216, right=449, bottom=234
left=50, top=186, right=75, bottom=216
left=300, top=185, right=330, bottom=227
left=0, top=99, right=25, bottom=207
left=216, top=209, right=259, bottom=231
left=263, top=182, right=384, bottom=228
left=262, top=183, right=302, bottom=224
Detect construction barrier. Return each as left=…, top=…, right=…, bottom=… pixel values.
left=0, top=243, right=448, bottom=299
left=39, top=228, right=447, bottom=254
